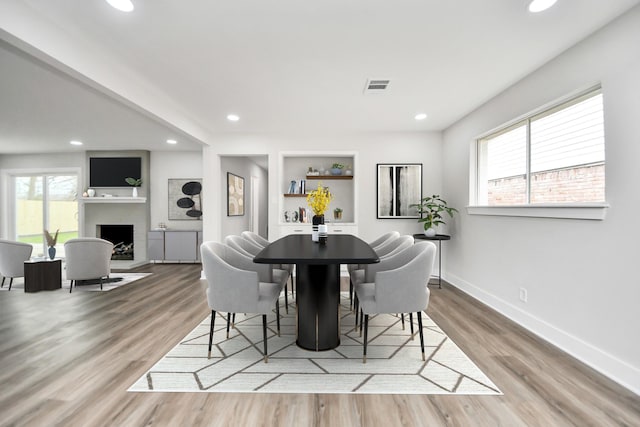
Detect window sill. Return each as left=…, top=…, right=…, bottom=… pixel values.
left=466, top=203, right=609, bottom=220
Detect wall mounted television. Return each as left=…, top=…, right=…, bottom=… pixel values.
left=89, top=157, right=142, bottom=187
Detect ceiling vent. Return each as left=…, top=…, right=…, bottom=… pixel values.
left=364, top=79, right=390, bottom=94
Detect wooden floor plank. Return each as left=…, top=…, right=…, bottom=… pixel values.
left=0, top=263, right=638, bottom=427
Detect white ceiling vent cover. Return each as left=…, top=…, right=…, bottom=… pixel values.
left=364, top=79, right=390, bottom=94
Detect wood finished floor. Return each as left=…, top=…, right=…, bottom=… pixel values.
left=0, top=263, right=638, bottom=427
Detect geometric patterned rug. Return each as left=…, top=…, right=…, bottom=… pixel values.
left=129, top=292, right=501, bottom=395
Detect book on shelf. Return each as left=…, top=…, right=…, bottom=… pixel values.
left=288, top=179, right=306, bottom=194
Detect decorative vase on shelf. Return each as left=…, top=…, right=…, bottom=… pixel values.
left=48, top=246, right=56, bottom=260
left=312, top=215, right=324, bottom=242
left=132, top=187, right=138, bottom=198
left=330, top=168, right=342, bottom=176
left=87, top=188, right=95, bottom=197
left=424, top=228, right=437, bottom=237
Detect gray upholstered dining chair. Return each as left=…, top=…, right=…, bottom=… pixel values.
left=354, top=241, right=437, bottom=363
left=347, top=231, right=400, bottom=308
left=241, top=230, right=295, bottom=297
left=64, top=238, right=113, bottom=293
left=200, top=241, right=281, bottom=363
left=0, top=239, right=34, bottom=291
left=225, top=234, right=292, bottom=313
left=348, top=234, right=413, bottom=309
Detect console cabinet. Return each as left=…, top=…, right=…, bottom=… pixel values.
left=148, top=230, right=203, bottom=262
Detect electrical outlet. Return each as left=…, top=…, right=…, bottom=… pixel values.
left=519, top=287, right=528, bottom=303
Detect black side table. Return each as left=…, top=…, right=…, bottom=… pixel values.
left=24, top=259, right=62, bottom=292
left=413, top=234, right=451, bottom=289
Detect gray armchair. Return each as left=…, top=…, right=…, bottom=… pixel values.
left=0, top=239, right=33, bottom=291
left=348, top=234, right=413, bottom=309
left=200, top=241, right=281, bottom=363
left=347, top=231, right=400, bottom=308
left=225, top=234, right=291, bottom=313
left=241, top=230, right=295, bottom=299
left=354, top=241, right=437, bottom=363
left=64, top=238, right=113, bottom=293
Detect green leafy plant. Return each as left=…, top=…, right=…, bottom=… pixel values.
left=125, top=177, right=142, bottom=187
left=331, top=163, right=344, bottom=169
left=410, top=195, right=458, bottom=231
left=333, top=207, right=343, bottom=213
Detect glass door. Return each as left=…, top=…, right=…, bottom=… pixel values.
left=14, top=174, right=78, bottom=258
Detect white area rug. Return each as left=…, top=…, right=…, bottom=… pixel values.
left=129, top=293, right=501, bottom=395
left=1, top=272, right=151, bottom=292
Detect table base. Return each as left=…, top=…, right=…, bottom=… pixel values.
left=295, top=264, right=340, bottom=351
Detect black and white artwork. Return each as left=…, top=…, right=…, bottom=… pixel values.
left=168, top=179, right=203, bottom=220
left=377, top=164, right=422, bottom=218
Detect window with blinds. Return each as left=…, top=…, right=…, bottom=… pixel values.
left=475, top=88, right=605, bottom=206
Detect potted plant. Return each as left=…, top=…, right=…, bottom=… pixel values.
left=333, top=207, right=343, bottom=220
left=410, top=194, right=458, bottom=237
left=330, top=163, right=344, bottom=175
left=125, top=177, right=142, bottom=197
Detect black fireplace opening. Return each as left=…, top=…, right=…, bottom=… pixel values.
left=98, top=224, right=134, bottom=260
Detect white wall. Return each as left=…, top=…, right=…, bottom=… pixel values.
left=149, top=151, right=203, bottom=231
left=202, top=132, right=443, bottom=243
left=442, top=7, right=640, bottom=393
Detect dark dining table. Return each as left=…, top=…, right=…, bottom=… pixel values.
left=254, top=234, right=378, bottom=351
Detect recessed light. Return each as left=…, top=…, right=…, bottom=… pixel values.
left=105, top=0, right=134, bottom=12
left=528, top=0, right=557, bottom=13
left=166, top=139, right=178, bottom=145
left=415, top=113, right=428, bottom=121
left=227, top=114, right=240, bottom=122
left=69, top=140, right=83, bottom=146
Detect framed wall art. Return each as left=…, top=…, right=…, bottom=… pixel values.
left=227, top=172, right=245, bottom=216
left=168, top=178, right=203, bottom=220
left=376, top=163, right=422, bottom=219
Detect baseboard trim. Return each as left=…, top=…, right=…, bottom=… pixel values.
left=445, top=272, right=640, bottom=396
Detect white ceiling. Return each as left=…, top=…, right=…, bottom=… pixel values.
left=1, top=0, right=639, bottom=154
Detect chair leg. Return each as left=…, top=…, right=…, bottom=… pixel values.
left=363, top=314, right=369, bottom=363
left=409, top=313, right=414, bottom=340
left=262, top=314, right=268, bottom=363
left=275, top=301, right=281, bottom=336
left=69, top=279, right=73, bottom=293
left=100, top=277, right=103, bottom=290
left=359, top=309, right=364, bottom=337
left=226, top=313, right=232, bottom=339
left=417, top=311, right=425, bottom=361
left=208, top=310, right=216, bottom=358
left=284, top=283, right=289, bottom=314
left=232, top=313, right=236, bottom=328
left=349, top=278, right=353, bottom=311
left=8, top=277, right=13, bottom=291
left=1, top=277, right=5, bottom=287
left=401, top=313, right=405, bottom=330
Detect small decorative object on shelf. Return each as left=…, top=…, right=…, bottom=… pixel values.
left=87, top=188, right=96, bottom=197
left=125, top=177, right=142, bottom=197
left=333, top=207, right=343, bottom=220
left=307, top=183, right=333, bottom=242
left=44, top=228, right=59, bottom=260
left=345, top=165, right=353, bottom=175
left=330, top=163, right=344, bottom=175
left=410, top=194, right=458, bottom=237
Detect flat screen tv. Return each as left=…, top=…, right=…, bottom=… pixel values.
left=89, top=157, right=141, bottom=187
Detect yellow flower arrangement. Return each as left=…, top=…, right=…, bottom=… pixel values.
left=307, top=183, right=333, bottom=216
